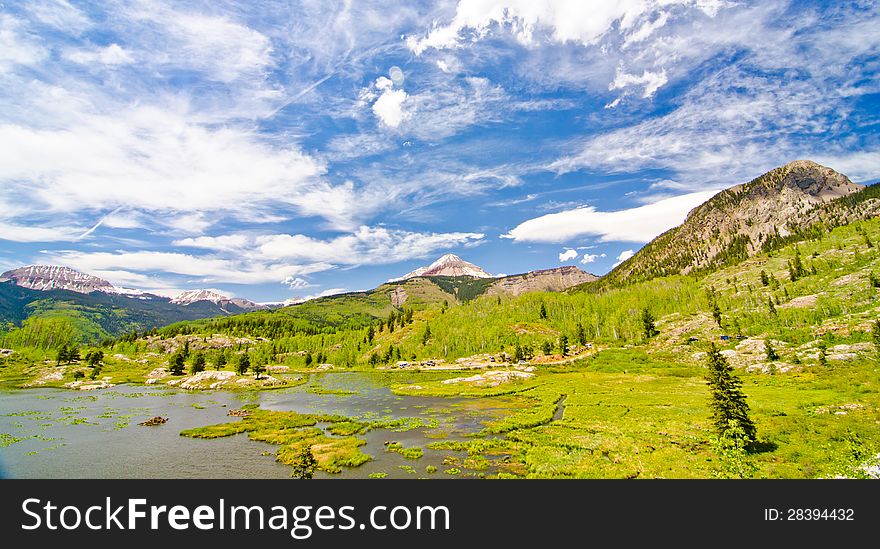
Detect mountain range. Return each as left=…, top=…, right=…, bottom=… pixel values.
left=1, top=160, right=877, bottom=340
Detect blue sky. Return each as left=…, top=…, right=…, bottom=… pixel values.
left=1, top=0, right=878, bottom=302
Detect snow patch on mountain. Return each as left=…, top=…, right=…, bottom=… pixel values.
left=389, top=254, right=493, bottom=282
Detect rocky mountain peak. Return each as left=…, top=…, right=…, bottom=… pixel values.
left=0, top=265, right=115, bottom=294
left=390, top=254, right=493, bottom=281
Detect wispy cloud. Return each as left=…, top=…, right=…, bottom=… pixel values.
left=503, top=190, right=717, bottom=244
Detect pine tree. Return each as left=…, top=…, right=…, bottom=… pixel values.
left=711, top=302, right=723, bottom=328
left=767, top=297, right=777, bottom=315
left=55, top=344, right=69, bottom=366
left=872, top=320, right=880, bottom=355
left=67, top=346, right=80, bottom=364
left=366, top=325, right=374, bottom=344
left=788, top=248, right=806, bottom=281
left=190, top=352, right=206, bottom=374
left=705, top=343, right=757, bottom=446
left=168, top=352, right=186, bottom=376
left=558, top=334, right=569, bottom=356
left=235, top=354, right=250, bottom=376
left=641, top=309, right=659, bottom=339
left=539, top=303, right=547, bottom=319
left=764, top=340, right=779, bottom=361
left=541, top=340, right=553, bottom=355
left=291, top=447, right=318, bottom=479
left=575, top=322, right=587, bottom=346
left=421, top=324, right=431, bottom=345
left=304, top=352, right=313, bottom=367
left=214, top=352, right=227, bottom=371
left=253, top=360, right=266, bottom=380
left=759, top=270, right=770, bottom=286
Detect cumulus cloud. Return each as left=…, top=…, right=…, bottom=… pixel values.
left=558, top=249, right=577, bottom=262
left=372, top=88, right=410, bottom=128
left=407, top=0, right=711, bottom=53
left=580, top=253, right=601, bottom=264
left=63, top=43, right=133, bottom=65
left=613, top=249, right=635, bottom=267
left=503, top=190, right=717, bottom=244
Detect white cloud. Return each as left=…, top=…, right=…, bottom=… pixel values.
left=284, top=277, right=316, bottom=290
left=609, top=67, right=668, bottom=98
left=0, top=221, right=84, bottom=243
left=613, top=249, right=635, bottom=267
left=176, top=226, right=486, bottom=266
left=503, top=190, right=717, bottom=243
left=407, top=1, right=701, bottom=54
left=122, top=6, right=274, bottom=83
left=0, top=14, right=47, bottom=71
left=580, top=253, right=599, bottom=264
left=25, top=0, right=91, bottom=33
left=47, top=250, right=332, bottom=285
left=372, top=88, right=410, bottom=128
left=0, top=96, right=346, bottom=234
left=558, top=249, right=577, bottom=262
left=64, top=43, right=134, bottom=66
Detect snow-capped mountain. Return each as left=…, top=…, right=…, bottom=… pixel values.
left=389, top=254, right=493, bottom=282
left=0, top=265, right=260, bottom=310
left=0, top=265, right=118, bottom=294
left=170, top=289, right=262, bottom=310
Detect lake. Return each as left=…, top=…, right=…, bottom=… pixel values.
left=0, top=372, right=511, bottom=479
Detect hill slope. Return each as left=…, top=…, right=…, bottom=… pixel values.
left=595, top=160, right=878, bottom=288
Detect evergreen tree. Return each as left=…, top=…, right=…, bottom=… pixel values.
left=575, top=322, right=587, bottom=346
left=214, top=352, right=227, bottom=371
left=558, top=334, right=569, bottom=356
left=711, top=302, right=723, bottom=328
left=764, top=340, right=779, bottom=361
left=541, top=340, right=553, bottom=355
left=67, top=346, right=80, bottom=364
left=235, top=354, right=250, bottom=376
left=422, top=324, right=431, bottom=345
left=539, top=303, right=547, bottom=319
left=759, top=270, right=770, bottom=286
left=366, top=325, right=374, bottom=344
left=253, top=360, right=266, bottom=380
left=55, top=344, right=69, bottom=366
left=767, top=297, right=777, bottom=315
left=87, top=349, right=103, bottom=367
left=873, top=320, right=880, bottom=354
left=788, top=248, right=806, bottom=281
left=168, top=352, right=186, bottom=376
left=304, top=352, right=313, bottom=367
left=641, top=309, right=659, bottom=339
left=817, top=342, right=828, bottom=366
left=190, top=352, right=206, bottom=374
left=291, top=447, right=318, bottom=479
left=705, top=343, right=757, bottom=446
